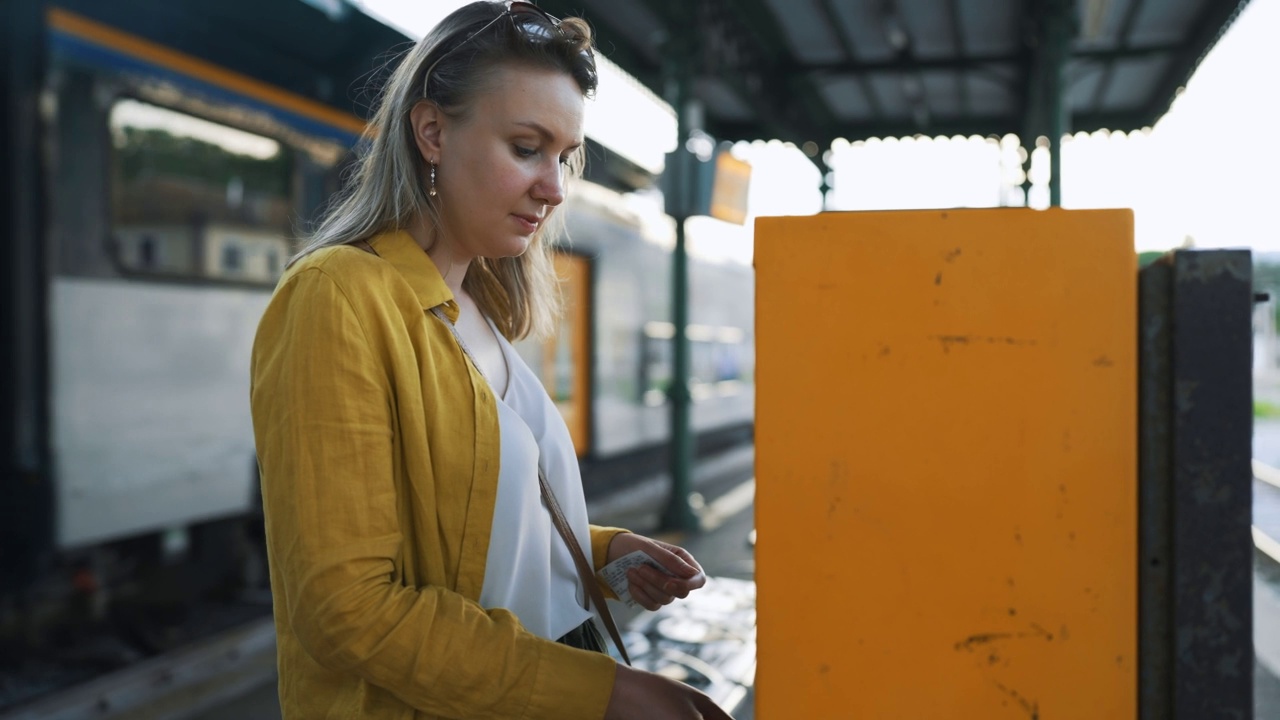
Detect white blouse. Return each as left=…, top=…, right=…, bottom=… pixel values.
left=477, top=326, right=594, bottom=641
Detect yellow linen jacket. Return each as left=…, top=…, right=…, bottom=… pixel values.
left=249, top=229, right=627, bottom=720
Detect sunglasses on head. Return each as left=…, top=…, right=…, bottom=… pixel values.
left=422, top=1, right=567, bottom=97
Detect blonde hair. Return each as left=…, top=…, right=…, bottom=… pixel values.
left=293, top=1, right=597, bottom=340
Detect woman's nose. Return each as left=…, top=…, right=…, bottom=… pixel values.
left=533, top=161, right=565, bottom=207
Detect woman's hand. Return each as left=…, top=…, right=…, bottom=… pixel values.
left=606, top=533, right=707, bottom=611
left=605, top=664, right=735, bottom=720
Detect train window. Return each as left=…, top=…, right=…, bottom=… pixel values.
left=222, top=245, right=242, bottom=272
left=641, top=322, right=749, bottom=403
left=642, top=322, right=675, bottom=407
left=107, top=99, right=292, bottom=284
left=138, top=235, right=156, bottom=268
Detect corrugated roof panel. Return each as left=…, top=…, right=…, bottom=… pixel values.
left=586, top=0, right=666, bottom=65
left=1131, top=0, right=1202, bottom=45
left=763, top=0, right=845, bottom=64
left=1076, top=0, right=1138, bottom=49
left=696, top=77, right=755, bottom=122
left=816, top=75, right=877, bottom=121
left=1102, top=55, right=1171, bottom=111
left=965, top=71, right=1018, bottom=116
left=1065, top=61, right=1106, bottom=112
left=830, top=1, right=897, bottom=62
left=897, top=0, right=959, bottom=59
left=959, top=0, right=1020, bottom=55
left=921, top=70, right=962, bottom=116
left=869, top=73, right=911, bottom=118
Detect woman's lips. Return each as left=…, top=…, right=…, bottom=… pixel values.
left=512, top=214, right=540, bottom=234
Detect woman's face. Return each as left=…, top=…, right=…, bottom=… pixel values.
left=433, top=64, right=585, bottom=260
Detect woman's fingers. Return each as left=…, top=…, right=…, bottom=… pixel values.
left=629, top=580, right=662, bottom=610
left=695, top=694, right=735, bottom=720
left=628, top=568, right=675, bottom=609
left=645, top=552, right=706, bottom=596
left=663, top=543, right=704, bottom=575
left=604, top=665, right=736, bottom=719
left=648, top=542, right=701, bottom=578
left=627, top=550, right=705, bottom=605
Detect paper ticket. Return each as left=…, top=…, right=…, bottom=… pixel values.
left=596, top=550, right=671, bottom=607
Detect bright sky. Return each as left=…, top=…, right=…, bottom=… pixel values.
left=357, top=0, right=1280, bottom=257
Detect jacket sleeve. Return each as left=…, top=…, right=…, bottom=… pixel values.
left=588, top=525, right=631, bottom=600
left=250, top=267, right=616, bottom=720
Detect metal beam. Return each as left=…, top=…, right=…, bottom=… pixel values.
left=713, top=116, right=1020, bottom=144
left=798, top=44, right=1181, bottom=75
left=708, top=106, right=1149, bottom=144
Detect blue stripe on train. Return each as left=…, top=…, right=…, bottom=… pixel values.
left=49, top=29, right=363, bottom=148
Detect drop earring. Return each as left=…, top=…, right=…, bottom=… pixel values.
left=429, top=162, right=438, bottom=197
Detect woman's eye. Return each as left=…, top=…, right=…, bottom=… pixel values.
left=559, top=155, right=572, bottom=166
left=514, top=145, right=537, bottom=158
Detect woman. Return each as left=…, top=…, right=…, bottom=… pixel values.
left=249, top=2, right=734, bottom=718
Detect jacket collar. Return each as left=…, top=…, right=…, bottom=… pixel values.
left=368, top=229, right=460, bottom=323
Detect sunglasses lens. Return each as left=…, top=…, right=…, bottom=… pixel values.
left=512, top=15, right=557, bottom=42
left=509, top=2, right=561, bottom=43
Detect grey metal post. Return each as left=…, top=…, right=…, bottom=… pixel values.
left=1138, top=250, right=1254, bottom=719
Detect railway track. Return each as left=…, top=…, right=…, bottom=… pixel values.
left=0, top=618, right=275, bottom=720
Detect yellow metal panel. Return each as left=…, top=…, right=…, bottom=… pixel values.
left=755, top=209, right=1136, bottom=719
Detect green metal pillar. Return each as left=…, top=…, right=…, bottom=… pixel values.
left=1021, top=0, right=1075, bottom=208
left=660, top=19, right=700, bottom=532
left=817, top=155, right=831, bottom=211
left=1045, top=0, right=1073, bottom=207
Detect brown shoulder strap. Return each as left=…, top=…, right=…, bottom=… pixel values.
left=538, top=469, right=632, bottom=665
left=427, top=303, right=630, bottom=664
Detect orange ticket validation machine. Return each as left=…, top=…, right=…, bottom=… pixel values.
left=755, top=209, right=1137, bottom=718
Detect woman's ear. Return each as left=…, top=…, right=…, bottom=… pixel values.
left=409, top=100, right=444, bottom=164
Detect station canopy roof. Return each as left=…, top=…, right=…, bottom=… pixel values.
left=534, top=0, right=1253, bottom=149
